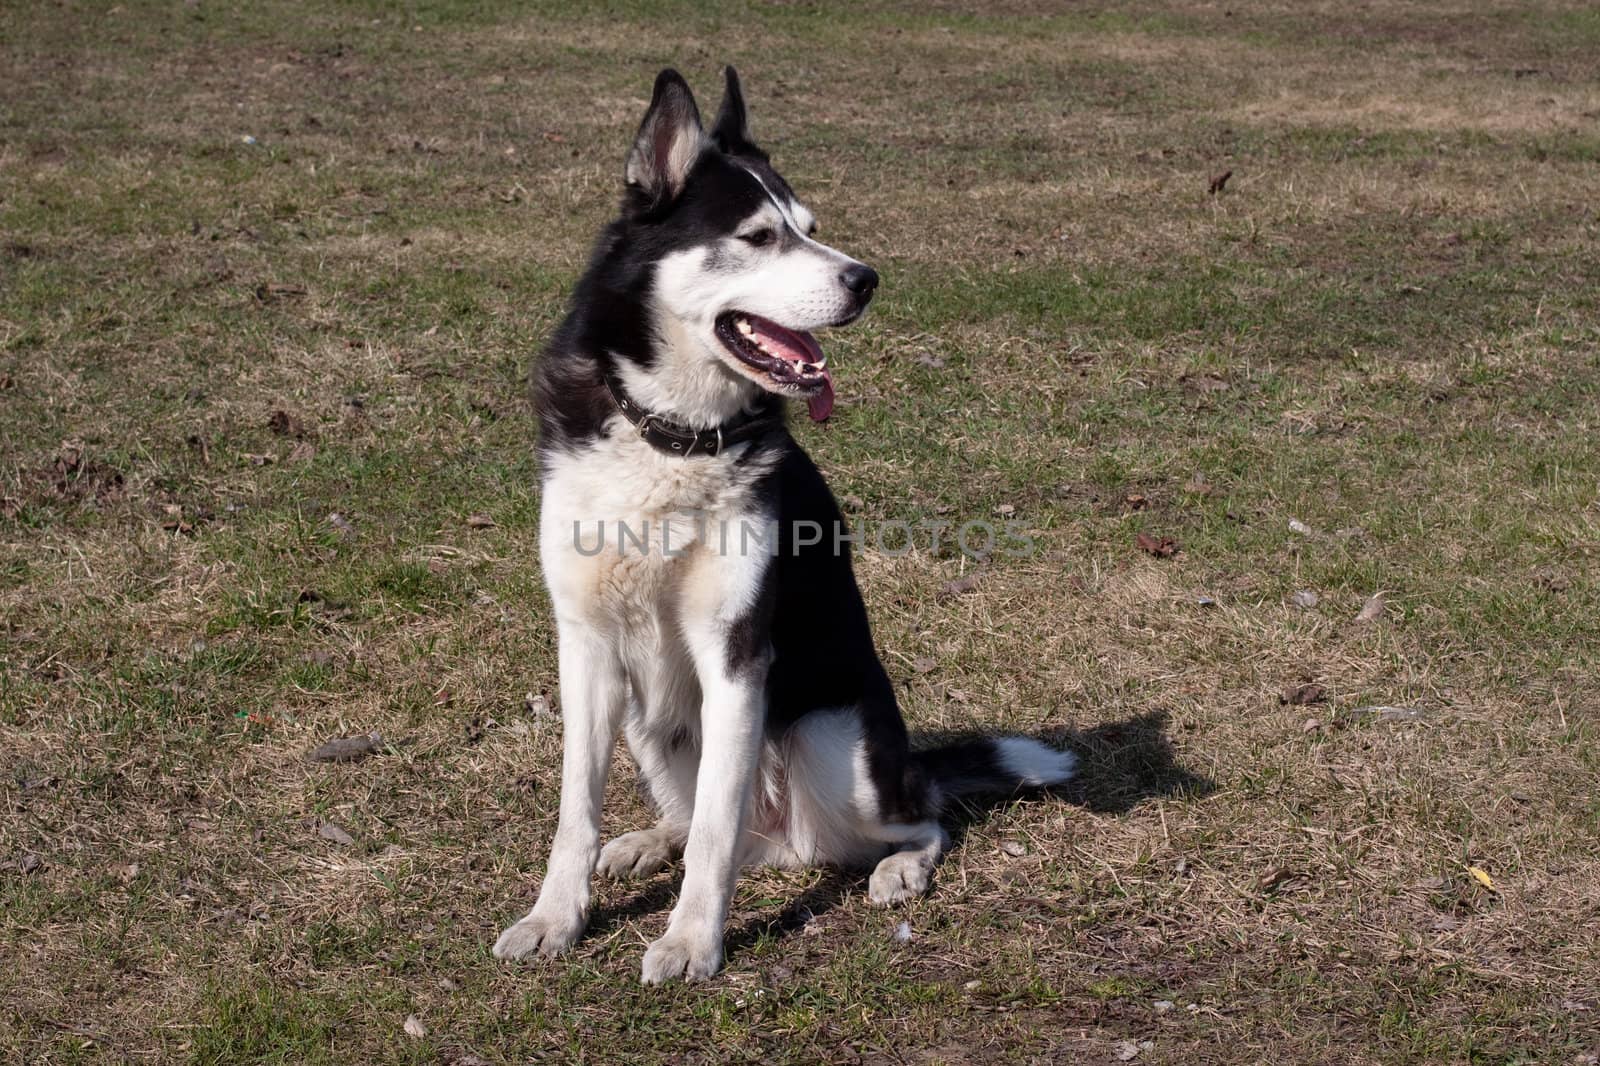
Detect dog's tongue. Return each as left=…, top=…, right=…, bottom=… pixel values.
left=746, top=316, right=835, bottom=423
left=806, top=370, right=834, bottom=422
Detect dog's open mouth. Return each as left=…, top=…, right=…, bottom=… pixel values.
left=714, top=312, right=834, bottom=422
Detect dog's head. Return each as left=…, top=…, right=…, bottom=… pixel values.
left=614, top=67, right=877, bottom=424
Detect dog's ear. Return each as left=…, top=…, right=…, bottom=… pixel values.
left=625, top=69, right=707, bottom=213
left=710, top=66, right=765, bottom=159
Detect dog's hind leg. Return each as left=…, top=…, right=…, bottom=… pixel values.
left=493, top=622, right=627, bottom=960
left=866, top=821, right=949, bottom=905
left=600, top=713, right=697, bottom=879
left=863, top=735, right=1076, bottom=905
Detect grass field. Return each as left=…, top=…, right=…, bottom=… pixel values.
left=4, top=1, right=1600, bottom=1062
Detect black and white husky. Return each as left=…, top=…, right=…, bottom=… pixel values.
left=493, top=67, right=1075, bottom=984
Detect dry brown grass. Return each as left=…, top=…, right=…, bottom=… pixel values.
left=3, top=1, right=1599, bottom=1063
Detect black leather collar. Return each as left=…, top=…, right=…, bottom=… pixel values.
left=603, top=371, right=781, bottom=458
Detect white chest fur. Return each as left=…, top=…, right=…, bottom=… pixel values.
left=537, top=420, right=776, bottom=634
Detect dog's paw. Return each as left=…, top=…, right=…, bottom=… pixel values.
left=867, top=851, right=934, bottom=905
left=639, top=929, right=722, bottom=985
left=492, top=910, right=585, bottom=961
left=598, top=830, right=677, bottom=879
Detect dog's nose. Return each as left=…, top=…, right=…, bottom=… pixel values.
left=840, top=263, right=878, bottom=302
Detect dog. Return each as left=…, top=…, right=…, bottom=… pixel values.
left=492, top=67, right=1075, bottom=984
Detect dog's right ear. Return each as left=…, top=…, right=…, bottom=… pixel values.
left=710, top=66, right=764, bottom=159
left=624, top=69, right=706, bottom=215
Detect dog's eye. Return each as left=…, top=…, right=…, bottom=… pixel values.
left=741, top=228, right=775, bottom=248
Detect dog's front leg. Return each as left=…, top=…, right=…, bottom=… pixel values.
left=494, top=621, right=626, bottom=960
left=639, top=669, right=764, bottom=984
left=640, top=542, right=771, bottom=985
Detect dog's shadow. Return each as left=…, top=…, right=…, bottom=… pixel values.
left=586, top=710, right=1213, bottom=955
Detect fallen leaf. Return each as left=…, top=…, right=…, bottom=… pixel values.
left=326, top=512, right=355, bottom=538
left=912, top=657, right=937, bottom=674
left=994, top=502, right=1015, bottom=516
left=307, top=733, right=382, bottom=763
left=1114, top=1039, right=1142, bottom=1061
left=465, top=513, right=495, bottom=529
left=941, top=572, right=983, bottom=598
left=1280, top=683, right=1326, bottom=706
left=267, top=410, right=304, bottom=438
left=1180, top=373, right=1229, bottom=394
left=1288, top=518, right=1314, bottom=536
left=524, top=692, right=551, bottom=716
left=1537, top=571, right=1571, bottom=593
left=403, top=1014, right=427, bottom=1039
left=287, top=440, right=315, bottom=463
left=255, top=282, right=307, bottom=301
left=915, top=352, right=946, bottom=369
left=1290, top=589, right=1319, bottom=609
left=1257, top=867, right=1298, bottom=891
left=1355, top=592, right=1386, bottom=623
left=1135, top=532, right=1179, bottom=558
left=999, top=840, right=1027, bottom=858
left=1467, top=865, right=1495, bottom=891
left=1124, top=493, right=1148, bottom=510
left=318, top=822, right=355, bottom=846
left=892, top=921, right=913, bottom=943
left=1208, top=169, right=1233, bottom=195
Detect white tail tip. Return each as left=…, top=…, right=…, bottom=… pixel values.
left=994, top=737, right=1077, bottom=786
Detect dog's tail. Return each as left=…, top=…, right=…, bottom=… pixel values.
left=915, top=736, right=1076, bottom=801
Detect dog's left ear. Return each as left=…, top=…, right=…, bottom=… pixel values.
left=625, top=69, right=708, bottom=214
left=710, top=66, right=766, bottom=159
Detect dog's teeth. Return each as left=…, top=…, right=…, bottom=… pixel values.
left=736, top=319, right=754, bottom=336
